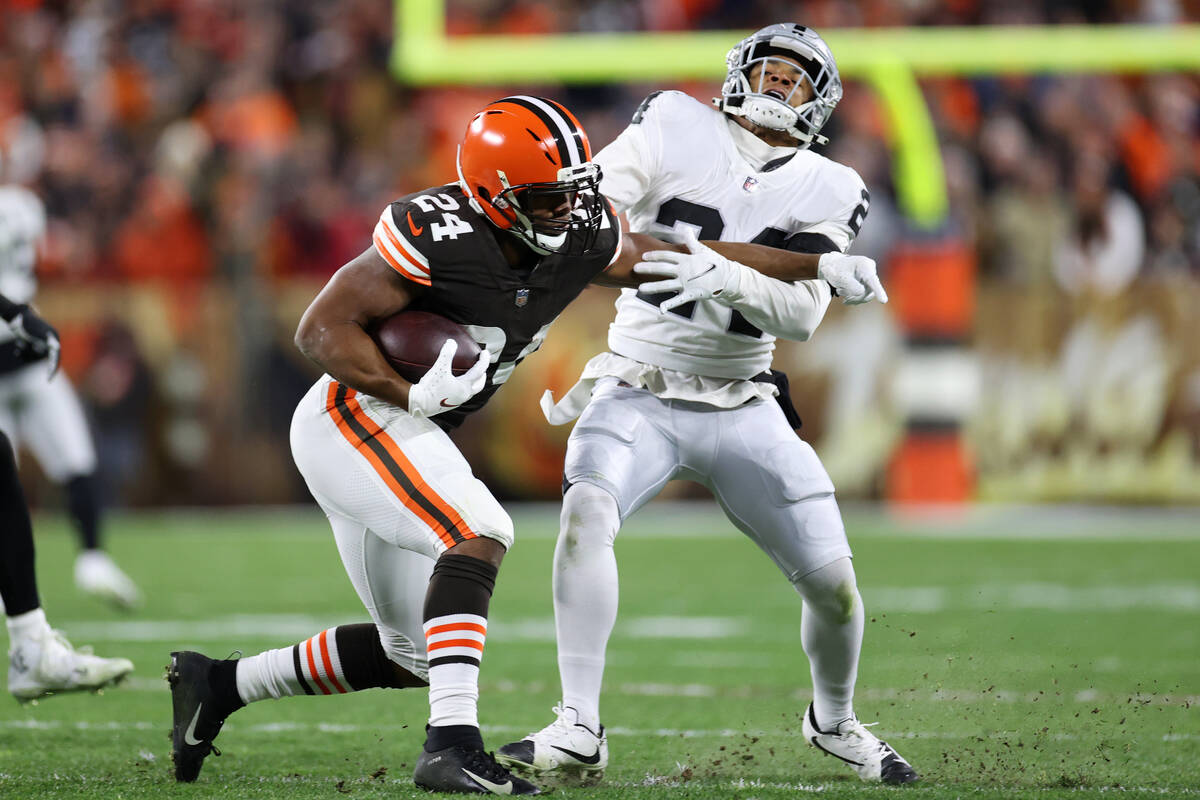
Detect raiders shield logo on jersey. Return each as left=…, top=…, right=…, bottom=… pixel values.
left=515, top=288, right=530, bottom=307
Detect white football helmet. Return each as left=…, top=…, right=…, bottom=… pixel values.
left=715, top=23, right=842, bottom=148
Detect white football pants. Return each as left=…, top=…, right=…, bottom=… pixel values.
left=0, top=360, right=96, bottom=481
left=556, top=380, right=860, bottom=729
left=290, top=375, right=515, bottom=679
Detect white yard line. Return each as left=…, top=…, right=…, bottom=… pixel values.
left=3, top=718, right=1197, bottom=744
left=108, top=674, right=1199, bottom=708
left=35, top=502, right=1200, bottom=542
left=56, top=580, right=1200, bottom=646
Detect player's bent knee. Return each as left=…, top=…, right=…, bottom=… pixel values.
left=560, top=482, right=620, bottom=552
left=795, top=557, right=860, bottom=624
left=376, top=626, right=430, bottom=684
left=830, top=578, right=860, bottom=625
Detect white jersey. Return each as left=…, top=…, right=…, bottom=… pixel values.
left=0, top=185, right=46, bottom=349
left=0, top=185, right=45, bottom=306
left=595, top=90, right=868, bottom=380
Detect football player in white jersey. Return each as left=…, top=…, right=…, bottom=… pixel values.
left=0, top=170, right=141, bottom=610
left=0, top=293, right=134, bottom=700
left=498, top=24, right=918, bottom=785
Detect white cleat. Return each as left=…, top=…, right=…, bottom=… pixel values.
left=801, top=703, right=919, bottom=784
left=75, top=550, right=142, bottom=610
left=8, top=628, right=134, bottom=701
left=496, top=705, right=608, bottom=782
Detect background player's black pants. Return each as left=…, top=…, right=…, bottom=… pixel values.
left=0, top=430, right=40, bottom=616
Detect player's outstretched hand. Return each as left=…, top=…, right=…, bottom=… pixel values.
left=407, top=339, right=490, bottom=419
left=9, top=305, right=61, bottom=377
left=817, top=252, right=888, bottom=305
left=633, top=229, right=742, bottom=313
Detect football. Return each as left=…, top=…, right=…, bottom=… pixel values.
left=371, top=310, right=483, bottom=383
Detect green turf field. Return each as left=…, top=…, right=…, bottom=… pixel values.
left=1, top=504, right=1196, bottom=799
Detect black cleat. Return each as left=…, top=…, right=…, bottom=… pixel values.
left=414, top=744, right=543, bottom=794
left=167, top=651, right=232, bottom=782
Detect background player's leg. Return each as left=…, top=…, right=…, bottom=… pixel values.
left=1, top=431, right=133, bottom=701
left=0, top=430, right=40, bottom=617
left=19, top=371, right=140, bottom=608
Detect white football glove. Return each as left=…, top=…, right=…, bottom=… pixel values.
left=631, top=229, right=743, bottom=313
left=406, top=339, right=490, bottom=419
left=817, top=252, right=888, bottom=305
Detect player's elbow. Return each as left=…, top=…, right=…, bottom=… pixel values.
left=294, top=315, right=327, bottom=364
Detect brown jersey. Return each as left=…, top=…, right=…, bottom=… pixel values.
left=372, top=183, right=621, bottom=431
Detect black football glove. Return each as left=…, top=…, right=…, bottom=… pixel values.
left=6, top=304, right=61, bottom=376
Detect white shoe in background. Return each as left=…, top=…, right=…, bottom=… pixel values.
left=8, top=627, right=134, bottom=701
left=75, top=550, right=142, bottom=610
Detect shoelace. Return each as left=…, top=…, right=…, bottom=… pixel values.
left=526, top=703, right=575, bottom=739
left=839, top=720, right=891, bottom=757
left=47, top=630, right=79, bottom=654
left=459, top=746, right=515, bottom=783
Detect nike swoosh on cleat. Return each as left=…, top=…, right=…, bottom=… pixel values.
left=183, top=704, right=205, bottom=746
left=550, top=744, right=602, bottom=765
left=462, top=768, right=513, bottom=794
left=810, top=737, right=865, bottom=767
left=440, top=398, right=455, bottom=407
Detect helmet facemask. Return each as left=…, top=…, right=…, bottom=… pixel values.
left=493, top=162, right=604, bottom=256
left=717, top=25, right=843, bottom=148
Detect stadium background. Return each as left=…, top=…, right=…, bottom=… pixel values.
left=1, top=0, right=1197, bottom=510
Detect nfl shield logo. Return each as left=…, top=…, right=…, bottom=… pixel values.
left=514, top=288, right=530, bottom=308
left=742, top=176, right=760, bottom=193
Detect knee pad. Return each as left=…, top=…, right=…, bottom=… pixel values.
left=559, top=483, right=621, bottom=554
left=795, top=557, right=860, bottom=625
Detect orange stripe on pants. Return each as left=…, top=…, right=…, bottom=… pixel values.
left=324, top=382, right=468, bottom=549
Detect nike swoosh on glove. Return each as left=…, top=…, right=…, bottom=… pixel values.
left=407, top=339, right=490, bottom=419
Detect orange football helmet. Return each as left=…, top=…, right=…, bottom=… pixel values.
left=456, top=96, right=604, bottom=256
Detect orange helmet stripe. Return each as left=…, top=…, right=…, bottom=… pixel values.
left=494, top=96, right=589, bottom=168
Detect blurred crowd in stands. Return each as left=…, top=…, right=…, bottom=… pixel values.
left=0, top=0, right=1196, bottom=504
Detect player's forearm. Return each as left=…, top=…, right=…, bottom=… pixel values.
left=295, top=320, right=413, bottom=407
left=718, top=270, right=832, bottom=341
left=703, top=242, right=822, bottom=281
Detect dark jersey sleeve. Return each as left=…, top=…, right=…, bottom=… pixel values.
left=371, top=199, right=434, bottom=286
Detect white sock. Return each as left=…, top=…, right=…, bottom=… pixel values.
left=237, top=628, right=351, bottom=703
left=6, top=607, right=50, bottom=643
left=425, top=613, right=486, bottom=727
left=795, top=557, right=863, bottom=731
left=553, top=483, right=621, bottom=732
